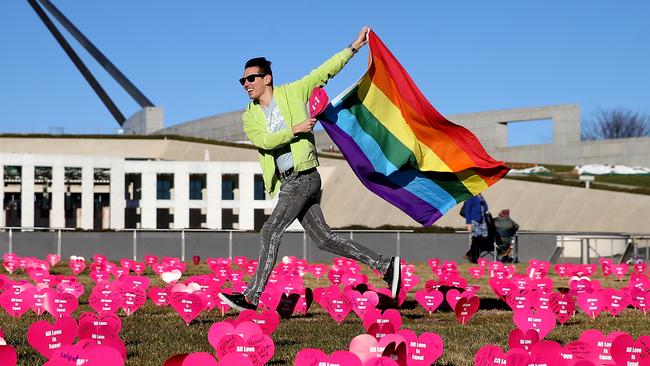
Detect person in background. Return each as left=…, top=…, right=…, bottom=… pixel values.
left=464, top=193, right=489, bottom=263
left=494, top=209, right=519, bottom=262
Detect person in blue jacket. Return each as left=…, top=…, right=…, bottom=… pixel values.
left=464, top=193, right=489, bottom=263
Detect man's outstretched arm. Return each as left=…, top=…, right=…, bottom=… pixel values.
left=289, top=26, right=370, bottom=101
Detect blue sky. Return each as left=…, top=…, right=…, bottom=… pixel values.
left=1, top=1, right=649, bottom=145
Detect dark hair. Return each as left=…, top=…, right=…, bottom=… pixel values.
left=245, top=57, right=272, bottom=76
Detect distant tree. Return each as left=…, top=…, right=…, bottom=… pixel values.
left=582, top=108, right=650, bottom=140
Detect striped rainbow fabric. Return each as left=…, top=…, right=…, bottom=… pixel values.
left=319, top=30, right=510, bottom=226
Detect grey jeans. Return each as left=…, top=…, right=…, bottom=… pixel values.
left=243, top=168, right=390, bottom=304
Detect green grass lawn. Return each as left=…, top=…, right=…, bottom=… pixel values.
left=1, top=262, right=649, bottom=365
left=505, top=162, right=650, bottom=194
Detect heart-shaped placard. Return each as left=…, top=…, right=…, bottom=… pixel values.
left=27, top=317, right=78, bottom=359
left=308, top=87, right=329, bottom=118
left=294, top=349, right=362, bottom=366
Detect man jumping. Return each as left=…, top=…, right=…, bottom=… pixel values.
left=218, top=27, right=401, bottom=312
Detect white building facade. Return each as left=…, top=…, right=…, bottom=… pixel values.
left=0, top=153, right=280, bottom=230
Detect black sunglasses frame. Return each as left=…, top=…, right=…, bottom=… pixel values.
left=239, top=73, right=266, bottom=85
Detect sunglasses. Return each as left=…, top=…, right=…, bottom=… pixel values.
left=239, top=73, right=266, bottom=85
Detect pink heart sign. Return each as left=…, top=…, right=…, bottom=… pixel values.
left=43, top=292, right=78, bottom=319
left=468, top=266, right=484, bottom=279
left=148, top=287, right=170, bottom=307
left=560, top=340, right=599, bottom=365
left=348, top=334, right=406, bottom=365
left=89, top=283, right=123, bottom=315
left=294, top=349, right=362, bottom=366
left=611, top=334, right=650, bottom=366
left=396, top=329, right=443, bottom=366
left=580, top=329, right=628, bottom=366
left=48, top=343, right=124, bottom=366
left=208, top=320, right=262, bottom=353
left=56, top=281, right=85, bottom=299
left=549, top=292, right=576, bottom=325
left=602, top=288, right=631, bottom=316
left=258, top=286, right=282, bottom=312
left=509, top=328, right=539, bottom=352
left=46, top=254, right=61, bottom=267
left=577, top=290, right=606, bottom=319
left=454, top=296, right=479, bottom=325
left=308, top=264, right=327, bottom=280
left=0, top=345, right=17, bottom=366
left=31, top=286, right=54, bottom=315
left=237, top=309, right=280, bottom=335
left=474, top=345, right=507, bottom=366
left=308, top=87, right=329, bottom=118
left=3, top=260, right=18, bottom=274
left=68, top=256, right=86, bottom=275
left=168, top=292, right=204, bottom=325
left=362, top=309, right=402, bottom=332
left=611, top=264, right=629, bottom=280
left=343, top=289, right=379, bottom=318
left=27, top=317, right=78, bottom=359
left=215, top=332, right=275, bottom=366
left=367, top=322, right=395, bottom=340
left=0, top=288, right=34, bottom=318
left=178, top=352, right=219, bottom=366
left=528, top=340, right=569, bottom=366
left=415, top=289, right=443, bottom=314
left=512, top=308, right=556, bottom=339
left=119, top=287, right=147, bottom=316
left=321, top=291, right=352, bottom=324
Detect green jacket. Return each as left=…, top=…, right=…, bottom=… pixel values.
left=242, top=48, right=355, bottom=197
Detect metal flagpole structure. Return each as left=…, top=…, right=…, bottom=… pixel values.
left=26, top=0, right=156, bottom=126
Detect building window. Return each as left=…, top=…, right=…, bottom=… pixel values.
left=3, top=166, right=22, bottom=227
left=157, top=174, right=174, bottom=200
left=254, top=174, right=265, bottom=200
left=34, top=166, right=52, bottom=228
left=254, top=208, right=270, bottom=230
left=125, top=173, right=142, bottom=201
left=64, top=167, right=82, bottom=229
left=156, top=208, right=174, bottom=229
left=222, top=174, right=239, bottom=200
left=222, top=208, right=239, bottom=229
left=189, top=174, right=206, bottom=200
left=189, top=208, right=206, bottom=229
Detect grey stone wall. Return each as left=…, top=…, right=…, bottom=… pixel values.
left=0, top=231, right=557, bottom=264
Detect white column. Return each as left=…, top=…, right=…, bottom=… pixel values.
left=21, top=163, right=35, bottom=228
left=238, top=165, right=255, bottom=230
left=109, top=163, right=125, bottom=229
left=140, top=171, right=156, bottom=229
left=81, top=164, right=94, bottom=229
left=0, top=158, right=4, bottom=227
left=51, top=164, right=65, bottom=228
left=206, top=164, right=222, bottom=229
left=173, top=164, right=189, bottom=229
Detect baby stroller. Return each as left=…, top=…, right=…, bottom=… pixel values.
left=493, top=209, right=519, bottom=263
left=478, top=212, right=513, bottom=263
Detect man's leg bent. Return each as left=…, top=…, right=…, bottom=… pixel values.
left=299, top=201, right=391, bottom=273
left=243, top=181, right=310, bottom=304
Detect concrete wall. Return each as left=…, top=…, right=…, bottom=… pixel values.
left=156, top=104, right=650, bottom=166
left=123, top=107, right=164, bottom=135
left=0, top=230, right=557, bottom=264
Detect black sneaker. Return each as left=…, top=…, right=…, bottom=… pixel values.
left=382, top=256, right=401, bottom=298
left=218, top=292, right=257, bottom=312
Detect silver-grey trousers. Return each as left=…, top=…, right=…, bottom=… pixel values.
left=243, top=168, right=390, bottom=304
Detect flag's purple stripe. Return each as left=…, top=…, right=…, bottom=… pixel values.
left=320, top=109, right=443, bottom=226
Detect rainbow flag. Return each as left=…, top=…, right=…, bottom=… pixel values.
left=319, top=31, right=510, bottom=226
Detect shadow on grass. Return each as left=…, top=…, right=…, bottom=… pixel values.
left=478, top=298, right=510, bottom=311
left=268, top=361, right=289, bottom=365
